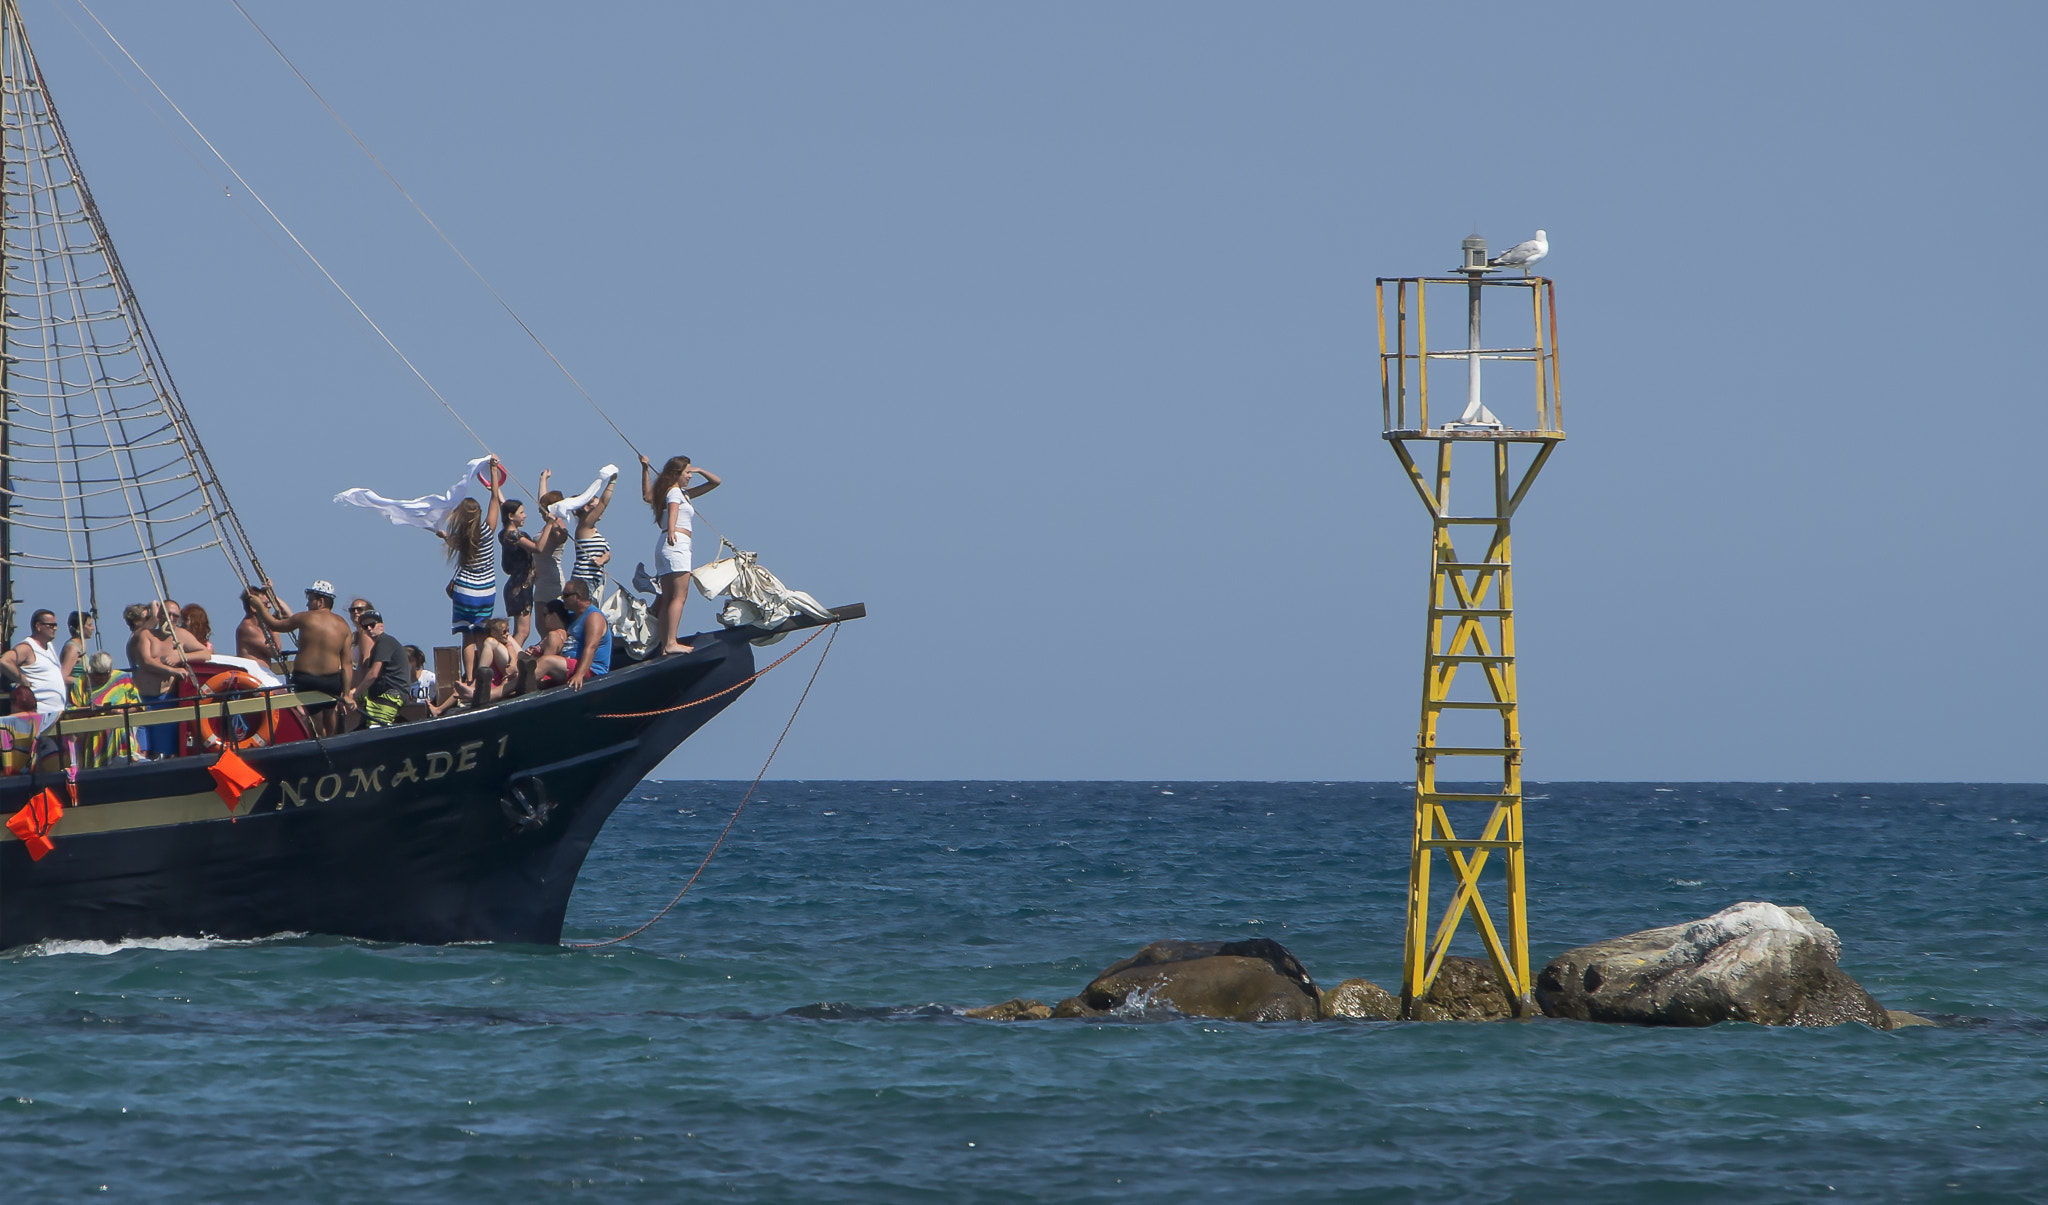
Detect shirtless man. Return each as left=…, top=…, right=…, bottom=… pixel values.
left=254, top=579, right=353, bottom=737
left=123, top=603, right=184, bottom=698
left=236, top=589, right=282, bottom=663
left=123, top=602, right=188, bottom=759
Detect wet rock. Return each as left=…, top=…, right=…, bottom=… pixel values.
left=1886, top=1010, right=1938, bottom=1028
left=1318, top=978, right=1400, bottom=1021
left=1052, top=995, right=1107, bottom=1019
left=784, top=1001, right=891, bottom=1020
left=1534, top=901, right=1893, bottom=1029
left=1411, top=955, right=1518, bottom=1021
left=965, top=998, right=1053, bottom=1021
left=1074, top=938, right=1320, bottom=1022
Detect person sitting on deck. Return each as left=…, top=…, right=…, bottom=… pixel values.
left=340, top=610, right=409, bottom=728
left=476, top=616, right=517, bottom=705
left=346, top=598, right=375, bottom=672
left=535, top=578, right=610, bottom=691
left=251, top=580, right=352, bottom=738
left=404, top=645, right=436, bottom=707
left=67, top=651, right=139, bottom=767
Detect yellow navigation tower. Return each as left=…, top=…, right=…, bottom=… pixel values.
left=1378, top=235, right=1563, bottom=1018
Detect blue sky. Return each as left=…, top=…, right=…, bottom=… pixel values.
left=26, top=1, right=2044, bottom=780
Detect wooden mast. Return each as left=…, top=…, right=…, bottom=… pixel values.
left=1, top=2, right=14, bottom=646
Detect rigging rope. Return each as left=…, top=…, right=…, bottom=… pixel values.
left=71, top=0, right=520, bottom=493
left=221, top=4, right=748, bottom=553
left=568, top=622, right=838, bottom=950
left=595, top=624, right=828, bottom=720
left=227, top=0, right=644, bottom=463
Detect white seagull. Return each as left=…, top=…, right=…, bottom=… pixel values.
left=1488, top=229, right=1548, bottom=275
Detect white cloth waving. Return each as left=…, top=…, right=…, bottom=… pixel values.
left=547, top=464, right=619, bottom=522
left=334, top=456, right=495, bottom=531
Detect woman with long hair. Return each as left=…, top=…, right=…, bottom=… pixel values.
left=639, top=452, right=721, bottom=656
left=435, top=458, right=504, bottom=685
left=178, top=604, right=213, bottom=648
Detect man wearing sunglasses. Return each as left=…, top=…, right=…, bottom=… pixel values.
left=0, top=608, right=76, bottom=719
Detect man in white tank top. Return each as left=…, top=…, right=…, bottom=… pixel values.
left=1, top=608, right=79, bottom=718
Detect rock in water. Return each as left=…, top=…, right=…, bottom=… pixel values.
left=964, top=998, right=1052, bottom=1021
left=1534, top=902, right=1893, bottom=1029
left=1413, top=955, right=1519, bottom=1021
left=1319, top=978, right=1401, bottom=1021
left=1061, top=938, right=1320, bottom=1022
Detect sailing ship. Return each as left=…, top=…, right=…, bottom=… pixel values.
left=0, top=2, right=857, bottom=947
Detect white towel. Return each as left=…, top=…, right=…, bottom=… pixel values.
left=334, top=456, right=495, bottom=530
left=547, top=464, right=619, bottom=522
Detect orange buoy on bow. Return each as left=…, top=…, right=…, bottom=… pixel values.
left=197, top=671, right=275, bottom=752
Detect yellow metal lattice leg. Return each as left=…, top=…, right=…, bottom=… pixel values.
left=1397, top=438, right=1543, bottom=1018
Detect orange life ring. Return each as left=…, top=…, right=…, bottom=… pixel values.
left=198, top=670, right=274, bottom=751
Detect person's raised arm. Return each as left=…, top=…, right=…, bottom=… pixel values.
left=586, top=474, right=617, bottom=523
left=551, top=467, right=609, bottom=522
left=639, top=454, right=654, bottom=504
left=258, top=580, right=290, bottom=623
left=684, top=466, right=721, bottom=500
left=485, top=456, right=505, bottom=519
left=253, top=591, right=299, bottom=634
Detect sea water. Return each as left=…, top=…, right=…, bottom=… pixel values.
left=3, top=781, right=2045, bottom=1202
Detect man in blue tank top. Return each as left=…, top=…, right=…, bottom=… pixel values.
left=537, top=578, right=609, bottom=690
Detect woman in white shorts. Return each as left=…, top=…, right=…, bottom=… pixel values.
left=639, top=453, right=721, bottom=655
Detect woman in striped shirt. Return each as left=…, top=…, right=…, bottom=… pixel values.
left=563, top=466, right=619, bottom=595
left=435, top=457, right=503, bottom=685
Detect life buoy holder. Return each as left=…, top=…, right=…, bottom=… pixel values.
left=197, top=670, right=274, bottom=751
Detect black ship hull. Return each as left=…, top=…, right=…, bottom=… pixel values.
left=0, top=628, right=763, bottom=948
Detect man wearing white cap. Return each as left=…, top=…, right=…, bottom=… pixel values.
left=252, top=577, right=353, bottom=737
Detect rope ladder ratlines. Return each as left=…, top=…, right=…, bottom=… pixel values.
left=0, top=0, right=276, bottom=636
left=67, top=0, right=526, bottom=503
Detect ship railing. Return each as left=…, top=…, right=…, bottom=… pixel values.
left=32, top=685, right=334, bottom=767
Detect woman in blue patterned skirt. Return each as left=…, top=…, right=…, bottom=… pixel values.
left=435, top=457, right=504, bottom=687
